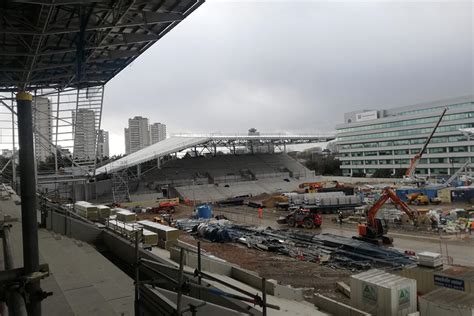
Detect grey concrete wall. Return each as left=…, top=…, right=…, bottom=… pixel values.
left=45, top=210, right=102, bottom=243
left=169, top=246, right=233, bottom=276
left=320, top=175, right=398, bottom=184
left=313, top=294, right=371, bottom=316
left=72, top=179, right=112, bottom=201
left=231, top=266, right=275, bottom=296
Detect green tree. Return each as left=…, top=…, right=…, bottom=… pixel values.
left=371, top=169, right=392, bottom=178
left=304, top=155, right=342, bottom=176
left=393, top=168, right=406, bottom=178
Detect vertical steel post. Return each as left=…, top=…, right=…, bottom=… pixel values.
left=11, top=92, right=16, bottom=190
left=262, top=278, right=267, bottom=316
left=197, top=242, right=202, bottom=285
left=54, top=91, right=60, bottom=175
left=176, top=248, right=185, bottom=315
left=134, top=229, right=140, bottom=316
left=16, top=91, right=41, bottom=316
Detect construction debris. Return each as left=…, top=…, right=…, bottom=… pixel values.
left=175, top=219, right=414, bottom=271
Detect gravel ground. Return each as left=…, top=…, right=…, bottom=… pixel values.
left=177, top=219, right=351, bottom=304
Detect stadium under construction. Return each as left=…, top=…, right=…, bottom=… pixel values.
left=1, top=1, right=474, bottom=316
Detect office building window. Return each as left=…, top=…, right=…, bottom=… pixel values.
left=429, top=147, right=447, bottom=154
left=430, top=158, right=447, bottom=164
left=394, top=149, right=409, bottom=155
left=449, top=146, right=468, bottom=152
left=364, top=151, right=378, bottom=156
left=430, top=168, right=448, bottom=175
left=393, top=139, right=410, bottom=146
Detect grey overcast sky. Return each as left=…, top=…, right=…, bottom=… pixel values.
left=103, top=0, right=473, bottom=155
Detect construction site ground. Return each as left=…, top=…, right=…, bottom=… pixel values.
left=135, top=203, right=474, bottom=305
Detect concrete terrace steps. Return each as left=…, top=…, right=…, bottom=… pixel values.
left=39, top=231, right=134, bottom=316
left=143, top=153, right=311, bottom=188
left=174, top=177, right=315, bottom=203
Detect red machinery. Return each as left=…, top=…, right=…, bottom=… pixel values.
left=355, top=188, right=418, bottom=245
left=278, top=208, right=322, bottom=229
left=403, top=106, right=448, bottom=184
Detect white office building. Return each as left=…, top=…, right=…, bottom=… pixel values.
left=150, top=122, right=166, bottom=144
left=73, top=109, right=97, bottom=161
left=336, top=96, right=474, bottom=177
left=33, top=96, right=53, bottom=162
left=97, top=130, right=109, bottom=158
left=125, top=116, right=150, bottom=154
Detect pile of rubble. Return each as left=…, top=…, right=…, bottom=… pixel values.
left=344, top=207, right=473, bottom=234
left=176, top=219, right=414, bottom=271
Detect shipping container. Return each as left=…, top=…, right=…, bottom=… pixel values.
left=396, top=189, right=438, bottom=202
left=74, top=201, right=98, bottom=221
left=398, top=265, right=441, bottom=295
left=108, top=220, right=142, bottom=238
left=433, top=266, right=474, bottom=293
left=115, top=208, right=136, bottom=222
left=451, top=188, right=474, bottom=204
left=137, top=220, right=179, bottom=241
left=351, top=269, right=417, bottom=316
left=419, top=288, right=474, bottom=316
left=142, top=229, right=158, bottom=245
left=437, top=188, right=452, bottom=203
left=96, top=205, right=111, bottom=219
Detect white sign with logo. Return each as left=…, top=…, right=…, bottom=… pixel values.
left=356, top=110, right=378, bottom=122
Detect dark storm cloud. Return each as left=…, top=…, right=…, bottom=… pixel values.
left=103, top=0, right=473, bottom=154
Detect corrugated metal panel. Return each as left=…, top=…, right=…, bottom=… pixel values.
left=419, top=288, right=474, bottom=316
left=351, top=269, right=417, bottom=316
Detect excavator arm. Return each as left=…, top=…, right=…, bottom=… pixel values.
left=367, top=188, right=419, bottom=229
left=405, top=106, right=448, bottom=178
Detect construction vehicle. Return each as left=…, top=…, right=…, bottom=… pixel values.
left=153, top=214, right=175, bottom=226
left=299, top=181, right=345, bottom=193
left=402, top=107, right=448, bottom=185
left=277, top=207, right=322, bottom=229
left=406, top=193, right=441, bottom=205
left=354, top=188, right=418, bottom=245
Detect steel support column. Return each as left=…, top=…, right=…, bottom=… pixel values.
left=16, top=91, right=41, bottom=316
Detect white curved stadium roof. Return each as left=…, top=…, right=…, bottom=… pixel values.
left=95, top=133, right=335, bottom=175
left=96, top=136, right=210, bottom=174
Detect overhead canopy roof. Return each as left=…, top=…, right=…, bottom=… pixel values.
left=95, top=134, right=335, bottom=174
left=0, top=0, right=204, bottom=92
left=96, top=136, right=209, bottom=174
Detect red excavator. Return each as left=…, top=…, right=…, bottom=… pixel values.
left=354, top=188, right=419, bottom=245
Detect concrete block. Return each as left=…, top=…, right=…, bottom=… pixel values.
left=158, top=239, right=177, bottom=251
left=208, top=259, right=232, bottom=276
left=170, top=247, right=184, bottom=264
left=313, top=294, right=371, bottom=316
left=273, top=283, right=304, bottom=301
left=231, top=267, right=275, bottom=295
left=336, top=281, right=351, bottom=298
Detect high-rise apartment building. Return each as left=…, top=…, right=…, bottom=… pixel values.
left=124, top=116, right=150, bottom=154
left=73, top=109, right=97, bottom=161
left=150, top=122, right=166, bottom=144
left=97, top=130, right=109, bottom=158
left=32, top=96, right=53, bottom=162
left=336, top=96, right=474, bottom=177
